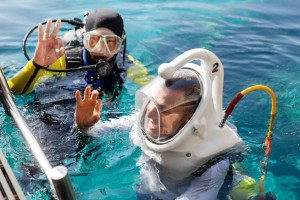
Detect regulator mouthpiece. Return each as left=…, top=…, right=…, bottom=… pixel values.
left=95, top=59, right=113, bottom=77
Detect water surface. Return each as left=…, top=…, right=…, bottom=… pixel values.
left=0, top=0, right=299, bottom=199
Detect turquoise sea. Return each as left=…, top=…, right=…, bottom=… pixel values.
left=0, top=0, right=299, bottom=199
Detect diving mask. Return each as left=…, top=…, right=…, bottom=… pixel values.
left=83, top=29, right=123, bottom=57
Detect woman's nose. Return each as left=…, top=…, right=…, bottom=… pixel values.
left=96, top=40, right=106, bottom=51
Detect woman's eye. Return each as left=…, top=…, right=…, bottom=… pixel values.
left=106, top=37, right=116, bottom=44
left=90, top=36, right=99, bottom=42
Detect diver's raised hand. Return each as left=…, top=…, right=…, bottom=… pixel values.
left=74, top=87, right=102, bottom=130
left=33, top=19, right=64, bottom=67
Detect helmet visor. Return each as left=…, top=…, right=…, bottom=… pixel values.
left=83, top=30, right=123, bottom=56
left=141, top=97, right=200, bottom=142
left=137, top=69, right=203, bottom=143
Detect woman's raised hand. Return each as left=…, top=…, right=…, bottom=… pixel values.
left=33, top=19, right=65, bottom=67
left=74, top=87, right=103, bottom=130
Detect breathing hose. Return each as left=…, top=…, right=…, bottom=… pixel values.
left=219, top=85, right=276, bottom=197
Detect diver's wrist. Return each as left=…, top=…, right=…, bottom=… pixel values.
left=73, top=121, right=93, bottom=133
left=32, top=60, right=49, bottom=69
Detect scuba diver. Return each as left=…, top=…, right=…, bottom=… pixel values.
left=6, top=7, right=152, bottom=156
left=4, top=9, right=152, bottom=195
left=74, top=49, right=276, bottom=199
left=8, top=8, right=151, bottom=98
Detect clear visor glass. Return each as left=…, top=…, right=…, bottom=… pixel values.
left=136, top=68, right=203, bottom=143
left=140, top=97, right=200, bottom=142
left=83, top=30, right=123, bottom=56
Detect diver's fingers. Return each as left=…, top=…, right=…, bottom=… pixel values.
left=55, top=38, right=63, bottom=48
left=43, top=19, right=52, bottom=40
left=94, top=99, right=103, bottom=113
left=93, top=113, right=100, bottom=123
left=55, top=39, right=65, bottom=58
left=75, top=90, right=82, bottom=104
left=37, top=23, right=43, bottom=42
left=50, top=19, right=61, bottom=39
left=91, top=90, right=99, bottom=101
left=84, top=86, right=91, bottom=100
left=56, top=47, right=65, bottom=58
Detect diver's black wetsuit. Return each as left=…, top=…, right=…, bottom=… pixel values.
left=20, top=48, right=131, bottom=195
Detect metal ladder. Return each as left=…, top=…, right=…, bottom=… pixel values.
left=0, top=149, right=25, bottom=200
left=0, top=66, right=77, bottom=200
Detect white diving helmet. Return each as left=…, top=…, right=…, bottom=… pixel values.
left=135, top=48, right=242, bottom=179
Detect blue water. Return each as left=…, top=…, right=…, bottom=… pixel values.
left=0, top=0, right=299, bottom=199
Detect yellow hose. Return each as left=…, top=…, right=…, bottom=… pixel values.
left=241, top=85, right=276, bottom=115
left=221, top=85, right=277, bottom=197
left=241, top=85, right=276, bottom=196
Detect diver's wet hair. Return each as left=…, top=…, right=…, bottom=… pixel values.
left=164, top=69, right=201, bottom=101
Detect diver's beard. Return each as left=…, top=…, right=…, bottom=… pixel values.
left=147, top=124, right=178, bottom=141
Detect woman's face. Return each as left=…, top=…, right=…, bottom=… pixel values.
left=84, top=27, right=122, bottom=60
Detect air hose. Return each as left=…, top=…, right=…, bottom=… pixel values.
left=219, top=85, right=276, bottom=197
